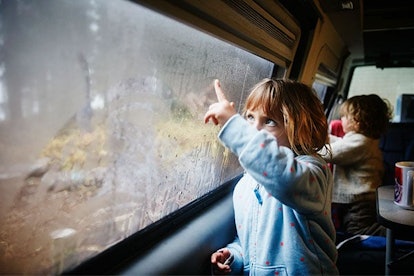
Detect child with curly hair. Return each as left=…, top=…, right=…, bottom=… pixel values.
left=320, top=94, right=392, bottom=236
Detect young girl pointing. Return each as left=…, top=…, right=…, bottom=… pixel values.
left=205, top=78, right=338, bottom=275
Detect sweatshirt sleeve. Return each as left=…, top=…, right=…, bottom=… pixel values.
left=323, top=132, right=371, bottom=165
left=218, top=115, right=330, bottom=214
left=225, top=237, right=244, bottom=275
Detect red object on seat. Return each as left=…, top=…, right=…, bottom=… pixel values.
left=328, top=120, right=345, bottom=231
left=330, top=119, right=345, bottom=137
left=327, top=120, right=344, bottom=173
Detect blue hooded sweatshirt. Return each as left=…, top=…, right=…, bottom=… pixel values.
left=218, top=115, right=338, bottom=275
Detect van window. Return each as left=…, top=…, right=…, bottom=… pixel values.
left=0, top=0, right=275, bottom=274
left=348, top=66, right=414, bottom=121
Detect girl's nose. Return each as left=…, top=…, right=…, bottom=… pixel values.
left=254, top=121, right=263, bottom=130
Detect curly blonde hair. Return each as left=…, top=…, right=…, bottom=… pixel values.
left=243, top=78, right=329, bottom=156
left=340, top=94, right=392, bottom=139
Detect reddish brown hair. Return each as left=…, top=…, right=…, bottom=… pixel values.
left=243, top=78, right=329, bottom=156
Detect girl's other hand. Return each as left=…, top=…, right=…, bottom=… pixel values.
left=211, top=248, right=232, bottom=274
left=204, top=79, right=236, bottom=126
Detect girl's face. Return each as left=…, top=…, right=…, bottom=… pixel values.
left=245, top=108, right=290, bottom=148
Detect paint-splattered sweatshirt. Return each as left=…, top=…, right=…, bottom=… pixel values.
left=218, top=115, right=338, bottom=275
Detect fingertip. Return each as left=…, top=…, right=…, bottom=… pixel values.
left=214, top=79, right=220, bottom=87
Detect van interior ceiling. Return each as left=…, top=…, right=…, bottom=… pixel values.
left=319, top=0, right=414, bottom=67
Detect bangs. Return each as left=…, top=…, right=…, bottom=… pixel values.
left=244, top=82, right=281, bottom=118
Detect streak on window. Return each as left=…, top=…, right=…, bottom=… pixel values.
left=0, top=0, right=274, bottom=274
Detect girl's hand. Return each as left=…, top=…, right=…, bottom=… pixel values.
left=211, top=248, right=232, bottom=274
left=204, top=79, right=236, bottom=126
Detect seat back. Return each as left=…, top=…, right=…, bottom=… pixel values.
left=380, top=122, right=414, bottom=186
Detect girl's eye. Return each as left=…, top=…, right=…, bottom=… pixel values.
left=246, top=114, right=255, bottom=122
left=265, top=119, right=276, bottom=127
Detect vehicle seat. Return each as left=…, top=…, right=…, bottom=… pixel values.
left=336, top=234, right=414, bottom=275
left=379, top=122, right=414, bottom=186
left=405, top=140, right=414, bottom=161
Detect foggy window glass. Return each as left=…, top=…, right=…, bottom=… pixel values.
left=0, top=0, right=274, bottom=274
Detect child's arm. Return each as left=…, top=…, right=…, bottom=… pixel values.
left=327, top=133, right=370, bottom=165
left=218, top=115, right=329, bottom=213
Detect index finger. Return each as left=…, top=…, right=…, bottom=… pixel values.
left=214, top=79, right=228, bottom=102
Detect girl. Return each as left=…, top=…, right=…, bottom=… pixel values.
left=204, top=78, right=338, bottom=275
left=320, top=94, right=392, bottom=236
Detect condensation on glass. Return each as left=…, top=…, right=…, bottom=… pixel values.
left=0, top=0, right=274, bottom=274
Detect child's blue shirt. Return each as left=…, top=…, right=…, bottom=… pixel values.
left=218, top=115, right=338, bottom=275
